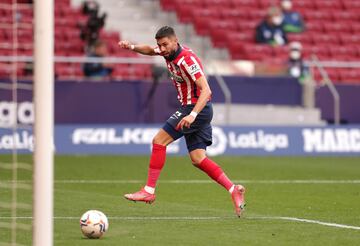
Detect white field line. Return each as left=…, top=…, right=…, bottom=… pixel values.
left=250, top=216, right=360, bottom=231
left=0, top=216, right=359, bottom=231
left=1, top=180, right=360, bottom=184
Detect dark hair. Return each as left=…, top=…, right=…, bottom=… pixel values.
left=155, top=26, right=176, bottom=39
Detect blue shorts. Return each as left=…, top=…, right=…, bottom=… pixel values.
left=162, top=103, right=213, bottom=152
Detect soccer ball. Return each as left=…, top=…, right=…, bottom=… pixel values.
left=80, top=210, right=109, bottom=239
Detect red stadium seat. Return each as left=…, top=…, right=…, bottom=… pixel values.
left=322, top=22, right=352, bottom=34
left=236, top=43, right=273, bottom=61
left=209, top=19, right=237, bottom=31
left=304, top=11, right=332, bottom=21
left=220, top=8, right=248, bottom=20
left=304, top=21, right=324, bottom=33
left=287, top=33, right=312, bottom=45
left=160, top=0, right=176, bottom=11
left=209, top=29, right=230, bottom=48
left=310, top=34, right=340, bottom=45
left=303, top=45, right=331, bottom=60
left=339, top=69, right=360, bottom=84
left=247, top=9, right=267, bottom=20
left=329, top=46, right=357, bottom=59
left=331, top=11, right=359, bottom=22
left=293, top=0, right=316, bottom=10
left=237, top=20, right=258, bottom=31
left=230, top=0, right=260, bottom=8
left=258, top=0, right=274, bottom=8
left=203, top=0, right=231, bottom=8
left=197, top=7, right=221, bottom=18
left=176, top=5, right=195, bottom=23
left=314, top=0, right=343, bottom=10
left=342, top=1, right=360, bottom=11
left=193, top=16, right=213, bottom=36
left=351, top=23, right=360, bottom=34
left=339, top=34, right=360, bottom=46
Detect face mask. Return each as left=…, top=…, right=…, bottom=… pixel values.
left=272, top=16, right=283, bottom=26
left=290, top=66, right=301, bottom=78
left=290, top=50, right=301, bottom=60
left=281, top=1, right=292, bottom=10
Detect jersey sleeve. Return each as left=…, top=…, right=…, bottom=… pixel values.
left=180, top=55, right=204, bottom=82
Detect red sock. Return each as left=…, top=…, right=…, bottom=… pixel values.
left=146, top=143, right=166, bottom=188
left=197, top=157, right=234, bottom=191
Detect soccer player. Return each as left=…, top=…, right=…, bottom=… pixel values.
left=118, top=26, right=246, bottom=217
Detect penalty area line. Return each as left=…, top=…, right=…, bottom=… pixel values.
left=1, top=216, right=360, bottom=230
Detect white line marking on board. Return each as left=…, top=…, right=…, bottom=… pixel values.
left=1, top=216, right=359, bottom=230
left=2, top=180, right=360, bottom=184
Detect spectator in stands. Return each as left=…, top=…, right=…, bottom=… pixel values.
left=80, top=0, right=107, bottom=49
left=280, top=0, right=305, bottom=33
left=287, top=42, right=309, bottom=82
left=83, top=40, right=113, bottom=78
left=255, top=7, right=288, bottom=46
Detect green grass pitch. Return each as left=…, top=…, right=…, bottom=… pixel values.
left=0, top=155, right=360, bottom=245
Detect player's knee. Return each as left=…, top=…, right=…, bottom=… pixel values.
left=190, top=156, right=204, bottom=166
left=152, top=136, right=167, bottom=146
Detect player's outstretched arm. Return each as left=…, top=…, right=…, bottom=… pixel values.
left=118, top=40, right=157, bottom=56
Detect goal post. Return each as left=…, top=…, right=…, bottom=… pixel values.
left=33, top=0, right=54, bottom=245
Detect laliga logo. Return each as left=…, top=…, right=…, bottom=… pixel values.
left=0, top=131, right=34, bottom=151
left=0, top=101, right=34, bottom=127
left=207, top=127, right=227, bottom=156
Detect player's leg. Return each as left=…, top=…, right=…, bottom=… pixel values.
left=124, top=129, right=175, bottom=203
left=124, top=109, right=185, bottom=204
left=188, top=148, right=246, bottom=217
left=145, top=129, right=174, bottom=193
left=189, top=148, right=235, bottom=194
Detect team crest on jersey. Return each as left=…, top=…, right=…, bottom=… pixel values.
left=189, top=64, right=201, bottom=76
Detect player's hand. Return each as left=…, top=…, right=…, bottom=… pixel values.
left=176, top=115, right=195, bottom=130
left=118, top=40, right=132, bottom=50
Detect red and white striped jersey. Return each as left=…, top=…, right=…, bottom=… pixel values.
left=155, top=45, right=206, bottom=106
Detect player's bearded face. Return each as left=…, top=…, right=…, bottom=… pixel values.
left=157, top=36, right=178, bottom=58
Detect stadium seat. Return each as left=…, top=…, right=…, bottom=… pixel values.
left=303, top=45, right=331, bottom=60
left=329, top=46, right=356, bottom=59
left=314, top=0, right=343, bottom=10
left=310, top=34, right=340, bottom=45
left=175, top=5, right=195, bottom=23
left=0, top=0, right=153, bottom=80
left=304, top=11, right=332, bottom=21
left=293, top=0, right=315, bottom=10
left=304, top=21, right=324, bottom=33
left=287, top=33, right=312, bottom=45
left=237, top=20, right=258, bottom=31
left=220, top=8, right=248, bottom=20
left=193, top=16, right=212, bottom=36
left=351, top=23, right=360, bottom=34
left=160, top=0, right=176, bottom=11
left=230, top=0, right=260, bottom=8
left=209, top=29, right=230, bottom=48
left=203, top=0, right=232, bottom=8
left=339, top=69, right=360, bottom=84
left=323, top=22, right=352, bottom=34
left=339, top=34, right=360, bottom=46
left=247, top=9, right=267, bottom=20
left=342, top=1, right=360, bottom=10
